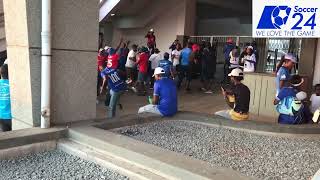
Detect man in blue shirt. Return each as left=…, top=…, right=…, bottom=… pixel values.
left=178, top=42, right=192, bottom=91
left=275, top=53, right=297, bottom=95
left=0, top=64, right=11, bottom=132
left=274, top=75, right=304, bottom=124
left=138, top=67, right=178, bottom=117
left=158, top=52, right=173, bottom=78
left=100, top=67, right=127, bottom=118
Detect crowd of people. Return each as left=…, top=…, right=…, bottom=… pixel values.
left=97, top=29, right=320, bottom=125
left=97, top=29, right=222, bottom=118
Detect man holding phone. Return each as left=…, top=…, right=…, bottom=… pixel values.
left=215, top=68, right=250, bottom=121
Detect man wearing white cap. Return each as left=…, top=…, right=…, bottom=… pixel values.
left=138, top=67, right=178, bottom=117
left=215, top=68, right=251, bottom=121
left=275, top=53, right=297, bottom=95
left=242, top=46, right=256, bottom=73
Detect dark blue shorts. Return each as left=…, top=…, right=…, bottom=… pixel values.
left=138, top=72, right=147, bottom=82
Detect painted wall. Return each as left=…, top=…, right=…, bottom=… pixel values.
left=108, top=0, right=195, bottom=53
left=197, top=18, right=252, bottom=36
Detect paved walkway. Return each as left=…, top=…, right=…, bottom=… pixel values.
left=97, top=82, right=228, bottom=119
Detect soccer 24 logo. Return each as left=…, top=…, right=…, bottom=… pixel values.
left=257, top=6, right=318, bottom=30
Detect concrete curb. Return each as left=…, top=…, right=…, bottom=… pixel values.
left=58, top=139, right=165, bottom=180
left=95, top=111, right=320, bottom=135
left=0, top=127, right=67, bottom=150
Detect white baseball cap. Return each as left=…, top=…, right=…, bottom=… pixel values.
left=228, top=68, right=244, bottom=77
left=296, top=91, right=307, bottom=101
left=153, top=67, right=165, bottom=77
left=149, top=28, right=154, bottom=32
left=247, top=46, right=254, bottom=50
left=284, top=53, right=297, bottom=63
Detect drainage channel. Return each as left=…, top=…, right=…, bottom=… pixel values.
left=111, top=120, right=320, bottom=180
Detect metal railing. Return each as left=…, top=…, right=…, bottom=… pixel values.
left=189, top=36, right=258, bottom=64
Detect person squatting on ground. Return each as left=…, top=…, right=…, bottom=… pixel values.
left=310, top=84, right=320, bottom=117
left=0, top=64, right=12, bottom=131
left=310, top=84, right=320, bottom=123
left=215, top=68, right=250, bottom=121
left=138, top=67, right=178, bottom=117
left=177, top=42, right=193, bottom=91
left=275, top=53, right=297, bottom=95
left=312, top=84, right=320, bottom=123
left=100, top=66, right=127, bottom=119
left=274, top=75, right=308, bottom=124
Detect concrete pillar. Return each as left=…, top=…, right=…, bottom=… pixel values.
left=299, top=39, right=317, bottom=93
left=4, top=0, right=98, bottom=130
left=177, top=0, right=196, bottom=36
left=313, top=39, right=320, bottom=86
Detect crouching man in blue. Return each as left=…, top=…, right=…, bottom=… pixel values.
left=274, top=75, right=307, bottom=124
left=100, top=67, right=127, bottom=118
left=138, top=67, right=178, bottom=117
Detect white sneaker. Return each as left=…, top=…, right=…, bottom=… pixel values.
left=131, top=87, right=137, bottom=93
left=205, top=90, right=213, bottom=94
left=126, top=79, right=133, bottom=84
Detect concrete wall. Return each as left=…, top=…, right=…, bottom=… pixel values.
left=313, top=39, right=320, bottom=86
left=197, top=18, right=252, bottom=36
left=108, top=0, right=195, bottom=53
left=4, top=0, right=98, bottom=129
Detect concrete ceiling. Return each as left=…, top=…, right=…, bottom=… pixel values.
left=108, top=0, right=251, bottom=18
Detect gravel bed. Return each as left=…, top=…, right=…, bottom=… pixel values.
left=0, top=150, right=129, bottom=180
left=113, top=120, right=320, bottom=180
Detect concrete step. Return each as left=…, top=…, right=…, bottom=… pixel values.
left=67, top=126, right=253, bottom=180
left=58, top=139, right=165, bottom=180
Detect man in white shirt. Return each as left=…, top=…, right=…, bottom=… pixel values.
left=149, top=48, right=162, bottom=88
left=125, top=44, right=138, bottom=84
left=310, top=84, right=320, bottom=113
left=171, top=43, right=182, bottom=68
left=242, top=46, right=256, bottom=73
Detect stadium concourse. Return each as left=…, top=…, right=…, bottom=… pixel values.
left=96, top=81, right=228, bottom=119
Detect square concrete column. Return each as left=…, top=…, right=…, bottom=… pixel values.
left=4, top=0, right=98, bottom=130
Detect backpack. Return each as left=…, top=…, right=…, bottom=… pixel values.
left=276, top=96, right=304, bottom=124
left=276, top=96, right=303, bottom=115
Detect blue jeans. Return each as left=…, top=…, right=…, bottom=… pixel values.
left=108, top=89, right=123, bottom=118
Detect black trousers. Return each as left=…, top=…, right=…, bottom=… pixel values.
left=0, top=120, right=11, bottom=132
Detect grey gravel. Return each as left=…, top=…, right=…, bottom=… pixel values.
left=113, top=120, right=320, bottom=180
left=0, top=150, right=129, bottom=180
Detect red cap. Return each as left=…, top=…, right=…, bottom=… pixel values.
left=227, top=38, right=233, bottom=43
